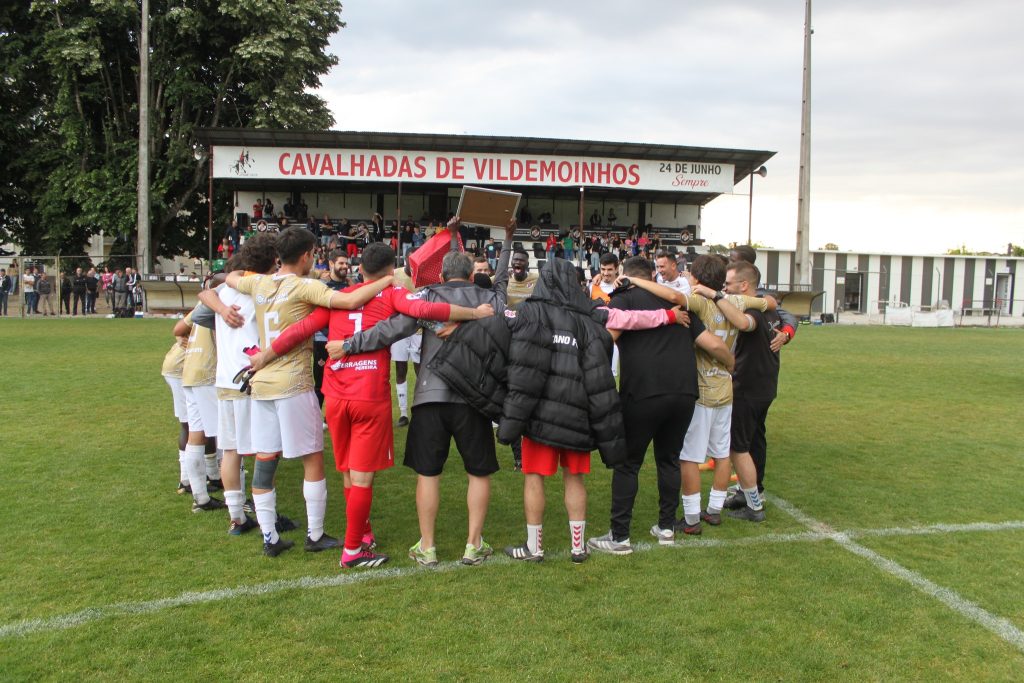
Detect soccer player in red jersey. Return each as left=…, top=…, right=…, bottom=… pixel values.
left=249, top=243, right=494, bottom=568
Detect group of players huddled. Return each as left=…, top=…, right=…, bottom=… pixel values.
left=161, top=217, right=794, bottom=567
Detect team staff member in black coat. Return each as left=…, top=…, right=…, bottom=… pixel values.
left=587, top=256, right=734, bottom=555
left=71, top=267, right=88, bottom=316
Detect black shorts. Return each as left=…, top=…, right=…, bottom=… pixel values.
left=405, top=403, right=498, bottom=477
left=730, top=396, right=773, bottom=454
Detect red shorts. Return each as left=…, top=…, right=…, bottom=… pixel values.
left=324, top=397, right=395, bottom=473
left=520, top=436, right=591, bottom=476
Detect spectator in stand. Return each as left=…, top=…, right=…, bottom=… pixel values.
left=354, top=222, right=370, bottom=253
left=226, top=219, right=240, bottom=251
left=72, top=267, right=88, bottom=315
left=278, top=214, right=289, bottom=230
left=0, top=268, right=11, bottom=316
left=23, top=266, right=37, bottom=315
left=545, top=231, right=558, bottom=262
left=60, top=271, right=72, bottom=315
left=607, top=208, right=618, bottom=225
left=637, top=231, right=650, bottom=253
left=252, top=198, right=263, bottom=219
left=400, top=224, right=414, bottom=261
left=389, top=230, right=399, bottom=253
left=590, top=209, right=602, bottom=227
left=411, top=225, right=425, bottom=251
left=218, top=238, right=234, bottom=259
left=36, top=271, right=54, bottom=316
left=297, top=198, right=309, bottom=221
left=313, top=255, right=328, bottom=273
left=283, top=198, right=293, bottom=217
left=519, top=205, right=532, bottom=224
left=371, top=213, right=385, bottom=243
left=263, top=197, right=274, bottom=218
left=87, top=267, right=100, bottom=314
left=485, top=238, right=498, bottom=271
left=538, top=211, right=552, bottom=224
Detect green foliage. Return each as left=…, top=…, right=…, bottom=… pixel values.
left=0, top=0, right=344, bottom=257
left=821, top=242, right=839, bottom=251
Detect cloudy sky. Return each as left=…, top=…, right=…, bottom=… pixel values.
left=317, top=0, right=1022, bottom=255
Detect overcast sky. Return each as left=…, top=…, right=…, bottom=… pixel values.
left=317, top=0, right=1022, bottom=255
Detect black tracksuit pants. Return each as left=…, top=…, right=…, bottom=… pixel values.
left=610, top=394, right=696, bottom=540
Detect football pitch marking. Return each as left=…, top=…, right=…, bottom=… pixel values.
left=770, top=495, right=1024, bottom=654
left=2, top=517, right=1023, bottom=641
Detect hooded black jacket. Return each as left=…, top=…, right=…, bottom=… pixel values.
left=495, top=259, right=626, bottom=467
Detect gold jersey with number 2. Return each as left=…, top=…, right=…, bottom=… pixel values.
left=235, top=273, right=336, bottom=400
left=686, top=294, right=767, bottom=408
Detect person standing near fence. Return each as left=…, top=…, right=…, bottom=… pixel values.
left=60, top=271, right=72, bottom=315
left=23, top=266, right=36, bottom=315
left=36, top=271, right=54, bottom=316
left=0, top=269, right=10, bottom=316
left=72, top=267, right=88, bottom=315
left=86, top=268, right=100, bottom=314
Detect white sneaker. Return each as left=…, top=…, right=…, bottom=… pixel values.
left=323, top=421, right=328, bottom=430
left=650, top=524, right=675, bottom=546
left=587, top=532, right=632, bottom=555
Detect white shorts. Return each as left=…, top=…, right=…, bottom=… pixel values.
left=251, top=391, right=324, bottom=459
left=218, top=397, right=254, bottom=455
left=183, top=385, right=219, bottom=436
left=390, top=333, right=422, bottom=363
left=680, top=403, right=732, bottom=462
left=164, top=375, right=187, bottom=422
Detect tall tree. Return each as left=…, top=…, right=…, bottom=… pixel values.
left=0, top=0, right=344, bottom=258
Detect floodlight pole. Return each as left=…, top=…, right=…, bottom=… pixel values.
left=747, top=166, right=766, bottom=246
left=794, top=0, right=813, bottom=286
left=136, top=0, right=151, bottom=273
left=207, top=148, right=214, bottom=263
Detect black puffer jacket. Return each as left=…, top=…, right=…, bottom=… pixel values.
left=428, top=313, right=513, bottom=422
left=496, top=259, right=626, bottom=467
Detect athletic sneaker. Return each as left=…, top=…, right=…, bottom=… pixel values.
left=305, top=533, right=340, bottom=552
left=728, top=506, right=766, bottom=523
left=461, top=540, right=494, bottom=566
left=408, top=540, right=438, bottom=567
left=395, top=416, right=409, bottom=428
left=701, top=510, right=723, bottom=526
left=176, top=481, right=192, bottom=495
left=587, top=532, right=633, bottom=555
left=207, top=477, right=224, bottom=491
left=191, top=496, right=227, bottom=513
left=275, top=514, right=298, bottom=533
left=649, top=525, right=675, bottom=545
left=570, top=549, right=589, bottom=564
left=504, top=543, right=544, bottom=562
left=228, top=516, right=258, bottom=535
left=361, top=531, right=378, bottom=552
left=674, top=519, right=702, bottom=536
left=724, top=491, right=746, bottom=510
left=243, top=498, right=255, bottom=515
left=341, top=548, right=390, bottom=569
left=263, top=537, right=295, bottom=557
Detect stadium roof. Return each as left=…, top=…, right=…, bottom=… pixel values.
left=196, top=128, right=775, bottom=206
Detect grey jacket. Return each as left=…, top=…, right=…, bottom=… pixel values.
left=345, top=239, right=512, bottom=408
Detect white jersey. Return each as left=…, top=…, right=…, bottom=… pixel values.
left=214, top=283, right=260, bottom=395
left=657, top=273, right=692, bottom=296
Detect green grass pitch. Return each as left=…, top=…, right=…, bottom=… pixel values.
left=1, top=320, right=1022, bottom=680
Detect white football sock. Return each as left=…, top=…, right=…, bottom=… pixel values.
left=205, top=451, right=219, bottom=479
left=527, top=524, right=543, bottom=555
left=254, top=490, right=279, bottom=544
left=185, top=444, right=209, bottom=504
left=239, top=462, right=247, bottom=495
left=303, top=478, right=327, bottom=541
left=708, top=488, right=727, bottom=514
left=396, top=382, right=408, bottom=417
left=682, top=492, right=701, bottom=525
left=224, top=490, right=245, bottom=523
left=569, top=520, right=585, bottom=554
left=743, top=486, right=764, bottom=511
left=178, top=450, right=188, bottom=483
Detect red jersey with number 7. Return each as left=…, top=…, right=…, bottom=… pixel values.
left=270, top=283, right=451, bottom=402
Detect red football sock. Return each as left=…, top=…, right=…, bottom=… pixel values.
left=344, top=485, right=373, bottom=551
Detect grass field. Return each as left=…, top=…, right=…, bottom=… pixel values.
left=1, top=320, right=1022, bottom=681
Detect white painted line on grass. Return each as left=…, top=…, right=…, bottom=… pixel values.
left=2, top=516, right=1023, bottom=641
left=769, top=495, right=1024, bottom=654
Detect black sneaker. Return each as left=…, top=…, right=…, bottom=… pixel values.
left=305, top=533, right=340, bottom=552
left=504, top=543, right=544, bottom=562
left=275, top=514, right=298, bottom=533
left=263, top=537, right=295, bottom=557
left=207, top=477, right=224, bottom=492
left=176, top=481, right=192, bottom=495
left=674, top=518, right=702, bottom=536
left=192, top=496, right=227, bottom=513
left=395, top=415, right=409, bottom=428
left=701, top=510, right=723, bottom=526
left=570, top=549, right=589, bottom=564
left=724, top=491, right=747, bottom=510
left=242, top=498, right=255, bottom=515
left=728, top=506, right=766, bottom=523
left=229, top=516, right=259, bottom=535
